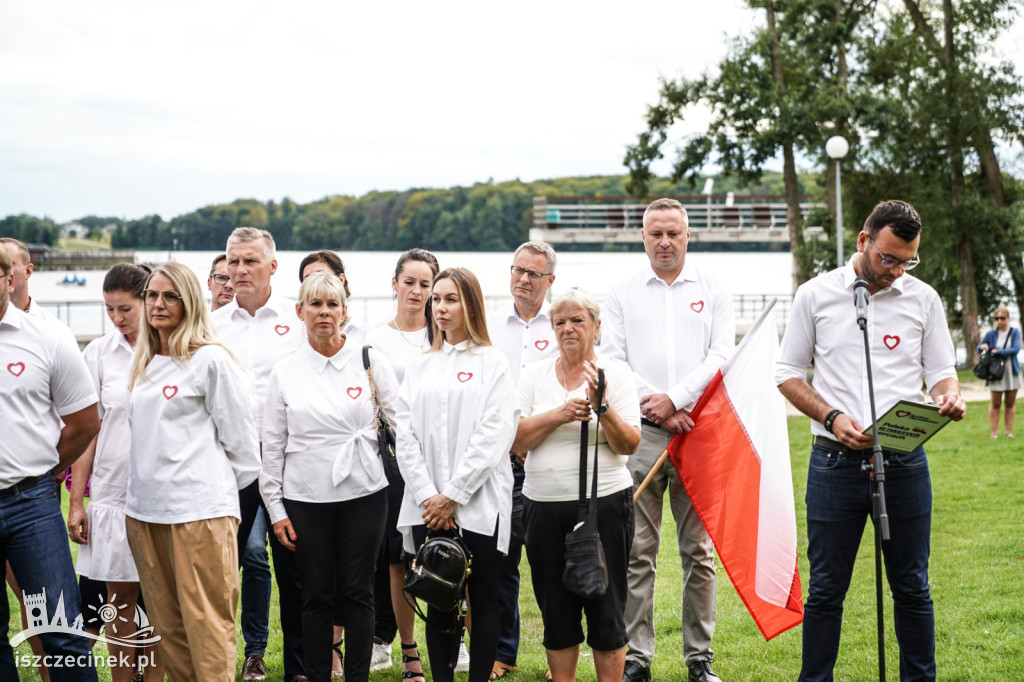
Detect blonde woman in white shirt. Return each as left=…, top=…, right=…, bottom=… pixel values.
left=364, top=248, right=439, bottom=681
left=513, top=289, right=642, bottom=682
left=395, top=267, right=517, bottom=682
left=125, top=262, right=261, bottom=682
left=261, top=271, right=405, bottom=682
left=68, top=263, right=165, bottom=681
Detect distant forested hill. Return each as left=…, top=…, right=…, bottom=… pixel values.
left=3, top=172, right=818, bottom=252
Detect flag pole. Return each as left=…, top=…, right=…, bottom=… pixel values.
left=632, top=447, right=670, bottom=502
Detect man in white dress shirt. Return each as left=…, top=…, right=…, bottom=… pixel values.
left=208, top=253, right=236, bottom=311
left=485, top=241, right=559, bottom=676
left=0, top=246, right=101, bottom=680
left=212, top=227, right=307, bottom=682
left=1, top=238, right=63, bottom=324
left=776, top=200, right=966, bottom=681
left=601, top=198, right=733, bottom=682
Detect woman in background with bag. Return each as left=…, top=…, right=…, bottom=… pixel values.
left=512, top=289, right=641, bottom=682
left=978, top=307, right=1021, bottom=439
left=395, top=267, right=517, bottom=682
left=260, top=272, right=405, bottom=681
left=364, top=248, right=440, bottom=681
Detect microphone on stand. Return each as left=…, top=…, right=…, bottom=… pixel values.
left=853, top=276, right=870, bottom=328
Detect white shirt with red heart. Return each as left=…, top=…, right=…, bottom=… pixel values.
left=486, top=301, right=558, bottom=386
left=776, top=258, right=957, bottom=437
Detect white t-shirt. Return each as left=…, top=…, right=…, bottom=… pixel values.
left=518, top=356, right=640, bottom=502
left=364, top=322, right=429, bottom=384
left=0, top=305, right=97, bottom=488
left=395, top=341, right=517, bottom=552
left=126, top=345, right=261, bottom=524
left=260, top=344, right=406, bottom=524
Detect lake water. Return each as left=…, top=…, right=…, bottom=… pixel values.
left=34, top=250, right=796, bottom=338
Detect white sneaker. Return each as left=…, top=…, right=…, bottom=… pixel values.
left=370, top=638, right=393, bottom=671
left=455, top=640, right=469, bottom=672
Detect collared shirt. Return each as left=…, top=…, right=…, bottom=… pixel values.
left=364, top=323, right=429, bottom=384
left=126, top=345, right=261, bottom=524
left=395, top=341, right=517, bottom=552
left=260, top=344, right=405, bottom=524
left=518, top=355, right=640, bottom=502
left=0, top=305, right=97, bottom=489
left=600, top=262, right=735, bottom=412
left=487, top=301, right=558, bottom=386
left=776, top=259, right=957, bottom=436
left=81, top=330, right=134, bottom=505
left=212, top=293, right=303, bottom=433
left=27, top=299, right=65, bottom=327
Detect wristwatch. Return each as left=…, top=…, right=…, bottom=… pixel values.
left=596, top=401, right=610, bottom=415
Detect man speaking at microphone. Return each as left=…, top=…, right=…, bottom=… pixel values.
left=776, top=199, right=965, bottom=681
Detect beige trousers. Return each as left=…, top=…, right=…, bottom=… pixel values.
left=125, top=515, right=240, bottom=682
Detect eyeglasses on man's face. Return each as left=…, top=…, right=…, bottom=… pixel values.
left=868, top=237, right=920, bottom=271
left=209, top=274, right=230, bottom=285
left=144, top=289, right=183, bottom=307
left=510, top=265, right=552, bottom=282
left=994, top=315, right=1008, bottom=320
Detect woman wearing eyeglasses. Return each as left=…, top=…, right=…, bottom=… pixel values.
left=977, top=307, right=1020, bottom=439
left=125, top=262, right=261, bottom=680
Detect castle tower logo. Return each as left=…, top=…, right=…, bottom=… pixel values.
left=11, top=589, right=161, bottom=649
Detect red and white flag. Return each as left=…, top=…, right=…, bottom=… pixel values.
left=667, top=300, right=803, bottom=640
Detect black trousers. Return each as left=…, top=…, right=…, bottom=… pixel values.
left=237, top=480, right=305, bottom=677
left=287, top=490, right=388, bottom=682
left=411, top=525, right=502, bottom=682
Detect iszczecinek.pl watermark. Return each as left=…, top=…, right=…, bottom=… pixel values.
left=11, top=587, right=161, bottom=663
left=15, top=651, right=157, bottom=670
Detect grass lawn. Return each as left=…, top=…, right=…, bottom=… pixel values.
left=56, top=235, right=112, bottom=251
left=8, top=399, right=1022, bottom=680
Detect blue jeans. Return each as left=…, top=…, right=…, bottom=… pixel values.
left=0, top=476, right=97, bottom=681
left=241, top=509, right=271, bottom=657
left=800, top=443, right=935, bottom=682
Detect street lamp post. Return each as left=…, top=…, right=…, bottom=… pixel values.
left=826, top=135, right=849, bottom=265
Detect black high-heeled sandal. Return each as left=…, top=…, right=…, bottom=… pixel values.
left=331, top=638, right=344, bottom=680
left=401, top=641, right=425, bottom=682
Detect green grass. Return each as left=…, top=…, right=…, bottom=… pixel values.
left=56, top=235, right=112, bottom=251
left=8, top=400, right=1022, bottom=680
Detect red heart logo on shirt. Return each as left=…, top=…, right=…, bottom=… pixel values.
left=883, top=335, right=900, bottom=350
left=7, top=362, right=25, bottom=377
left=895, top=410, right=911, bottom=418
left=457, top=372, right=473, bottom=383
left=275, top=325, right=290, bottom=336
left=163, top=385, right=178, bottom=399
left=690, top=301, right=704, bottom=313
left=347, top=387, right=362, bottom=400
left=535, top=340, right=549, bottom=351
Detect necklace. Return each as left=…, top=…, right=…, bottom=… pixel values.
left=392, top=318, right=427, bottom=348
left=557, top=358, right=586, bottom=397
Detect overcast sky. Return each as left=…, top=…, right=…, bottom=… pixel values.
left=1, top=1, right=1021, bottom=224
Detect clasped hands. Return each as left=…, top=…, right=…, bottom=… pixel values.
left=641, top=392, right=694, bottom=434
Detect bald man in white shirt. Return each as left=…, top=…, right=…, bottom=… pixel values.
left=1, top=238, right=63, bottom=325
left=601, top=198, right=732, bottom=682
left=777, top=200, right=965, bottom=681
left=0, top=246, right=100, bottom=680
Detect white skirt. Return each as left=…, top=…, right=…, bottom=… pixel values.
left=987, top=366, right=1021, bottom=393
left=75, top=503, right=139, bottom=583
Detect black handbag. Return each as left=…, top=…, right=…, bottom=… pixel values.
left=361, top=345, right=401, bottom=483
left=973, top=333, right=1010, bottom=381
left=403, top=528, right=472, bottom=663
left=562, top=369, right=609, bottom=600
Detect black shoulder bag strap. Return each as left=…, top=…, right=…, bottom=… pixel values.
left=576, top=369, right=607, bottom=524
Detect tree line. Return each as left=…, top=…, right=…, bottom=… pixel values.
left=1, top=172, right=811, bottom=255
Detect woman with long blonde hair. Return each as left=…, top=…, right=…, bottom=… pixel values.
left=125, top=262, right=261, bottom=681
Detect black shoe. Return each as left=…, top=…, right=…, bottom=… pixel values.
left=688, top=659, right=722, bottom=682
left=622, top=659, right=652, bottom=682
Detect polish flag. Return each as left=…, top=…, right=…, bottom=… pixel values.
left=667, top=300, right=804, bottom=640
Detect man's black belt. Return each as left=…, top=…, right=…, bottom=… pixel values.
left=641, top=417, right=661, bottom=429
left=814, top=435, right=876, bottom=458
left=0, top=474, right=48, bottom=497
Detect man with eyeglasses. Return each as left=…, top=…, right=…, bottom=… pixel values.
left=208, top=253, right=236, bottom=311
left=777, top=199, right=966, bottom=681
left=485, top=240, right=559, bottom=679
left=602, top=198, right=733, bottom=682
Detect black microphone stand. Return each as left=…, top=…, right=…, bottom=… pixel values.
left=858, top=304, right=890, bottom=681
